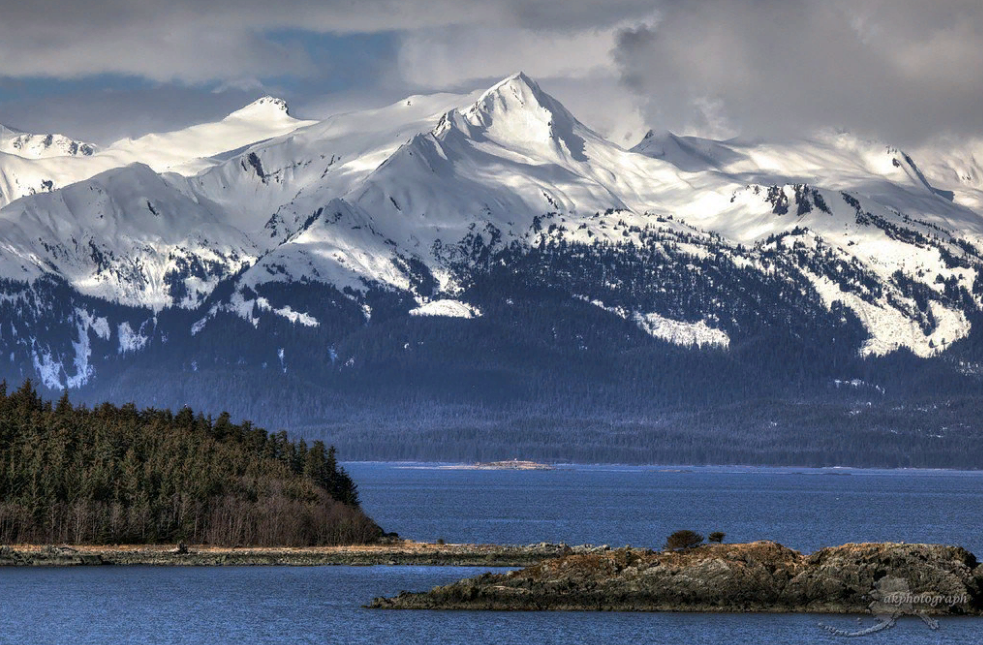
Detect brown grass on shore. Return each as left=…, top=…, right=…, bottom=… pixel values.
left=4, top=540, right=517, bottom=555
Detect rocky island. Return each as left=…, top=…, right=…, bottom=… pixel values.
left=370, top=541, right=983, bottom=616
left=441, top=460, right=554, bottom=471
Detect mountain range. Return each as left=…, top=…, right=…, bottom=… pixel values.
left=2, top=73, right=983, bottom=466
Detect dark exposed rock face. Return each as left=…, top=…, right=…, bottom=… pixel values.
left=370, top=541, right=983, bottom=615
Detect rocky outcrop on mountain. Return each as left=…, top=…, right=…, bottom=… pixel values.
left=370, top=541, right=983, bottom=615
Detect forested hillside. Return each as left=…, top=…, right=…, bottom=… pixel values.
left=0, top=380, right=380, bottom=546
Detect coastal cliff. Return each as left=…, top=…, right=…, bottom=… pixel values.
left=370, top=541, right=983, bottom=615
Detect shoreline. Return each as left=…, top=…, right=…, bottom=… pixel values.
left=0, top=541, right=581, bottom=567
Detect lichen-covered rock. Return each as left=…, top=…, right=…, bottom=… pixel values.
left=784, top=543, right=981, bottom=615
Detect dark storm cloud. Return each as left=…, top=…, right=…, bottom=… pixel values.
left=613, top=0, right=983, bottom=144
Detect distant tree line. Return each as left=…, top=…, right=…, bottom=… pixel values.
left=0, top=380, right=380, bottom=546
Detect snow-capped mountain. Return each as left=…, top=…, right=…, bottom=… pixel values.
left=0, top=125, right=103, bottom=207
left=0, top=98, right=315, bottom=209
left=107, top=96, right=317, bottom=175
left=0, top=128, right=97, bottom=159
left=3, top=73, right=983, bottom=458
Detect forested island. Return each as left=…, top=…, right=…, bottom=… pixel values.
left=0, top=380, right=380, bottom=546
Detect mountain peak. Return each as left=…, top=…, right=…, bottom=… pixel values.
left=458, top=72, right=578, bottom=134
left=493, top=71, right=540, bottom=92
left=226, top=96, right=292, bottom=121
left=476, top=72, right=553, bottom=112
left=418, top=72, right=592, bottom=164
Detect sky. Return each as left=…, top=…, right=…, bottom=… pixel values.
left=0, top=0, right=981, bottom=147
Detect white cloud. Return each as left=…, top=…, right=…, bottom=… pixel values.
left=0, top=22, right=314, bottom=83
left=397, top=27, right=619, bottom=89
left=0, top=0, right=654, bottom=83
left=537, top=75, right=648, bottom=147
left=0, top=0, right=980, bottom=146
left=613, top=0, right=983, bottom=144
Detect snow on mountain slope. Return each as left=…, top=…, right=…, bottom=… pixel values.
left=625, top=128, right=983, bottom=356
left=348, top=74, right=694, bottom=251
left=213, top=74, right=697, bottom=302
left=0, top=162, right=254, bottom=308
left=182, top=90, right=482, bottom=240
left=239, top=198, right=414, bottom=295
left=224, top=73, right=977, bottom=360
left=0, top=98, right=315, bottom=210
left=0, top=128, right=97, bottom=159
left=631, top=130, right=983, bottom=237
left=107, top=96, right=317, bottom=175
left=3, top=72, right=983, bottom=366
left=632, top=130, right=748, bottom=172
left=0, top=149, right=124, bottom=210
left=0, top=123, right=107, bottom=207
left=909, top=138, right=983, bottom=211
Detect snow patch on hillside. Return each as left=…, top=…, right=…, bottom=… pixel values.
left=800, top=268, right=970, bottom=358
left=833, top=378, right=885, bottom=395
left=190, top=292, right=319, bottom=333
left=66, top=318, right=95, bottom=389
left=191, top=316, right=210, bottom=336
left=31, top=308, right=116, bottom=390
left=76, top=308, right=111, bottom=341
left=255, top=297, right=319, bottom=327
left=409, top=299, right=481, bottom=318
left=30, top=310, right=106, bottom=391
left=31, top=344, right=64, bottom=390
left=633, top=312, right=731, bottom=349
left=118, top=321, right=150, bottom=353
left=581, top=296, right=729, bottom=348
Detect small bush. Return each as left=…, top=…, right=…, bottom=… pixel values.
left=708, top=531, right=726, bottom=543
left=665, top=530, right=704, bottom=551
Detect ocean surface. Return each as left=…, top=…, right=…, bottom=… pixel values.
left=350, top=464, right=983, bottom=555
left=2, top=464, right=982, bottom=644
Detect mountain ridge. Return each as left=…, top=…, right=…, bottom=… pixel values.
left=2, top=74, right=983, bottom=464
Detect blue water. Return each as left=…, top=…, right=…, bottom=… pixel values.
left=350, top=464, right=983, bottom=555
left=2, top=566, right=981, bottom=645
left=2, top=464, right=982, bottom=644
